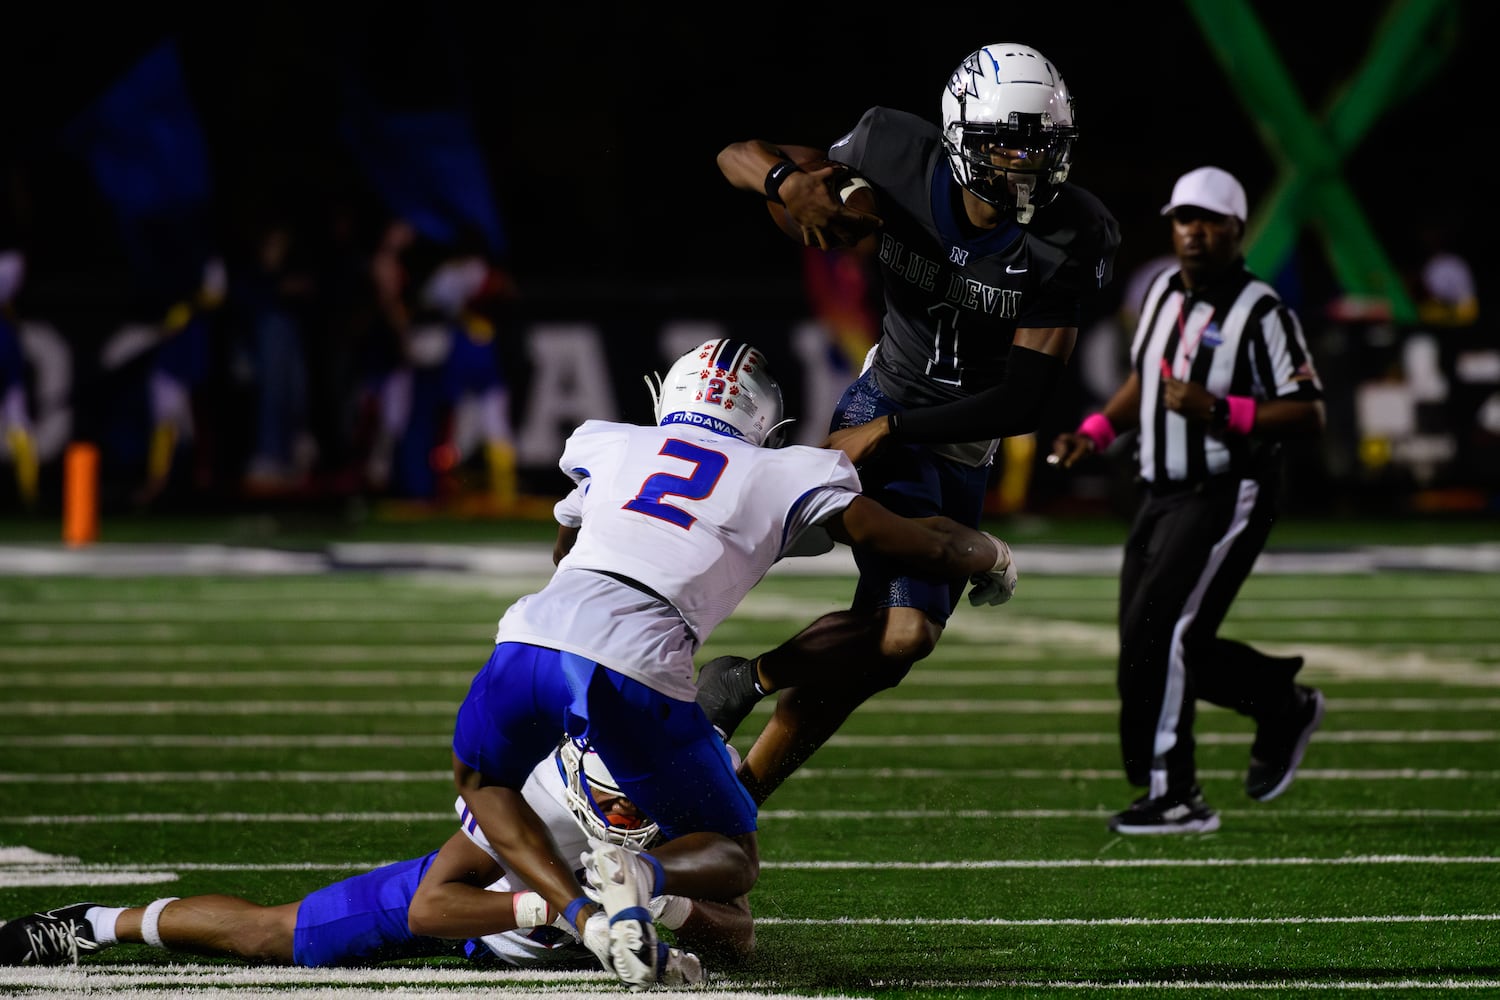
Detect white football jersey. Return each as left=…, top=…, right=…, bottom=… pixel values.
left=495, top=421, right=861, bottom=701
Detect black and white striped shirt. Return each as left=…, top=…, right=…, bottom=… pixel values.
left=1130, top=262, right=1322, bottom=485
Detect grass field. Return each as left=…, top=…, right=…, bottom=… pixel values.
left=1, top=536, right=1498, bottom=998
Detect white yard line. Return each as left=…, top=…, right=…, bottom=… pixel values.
left=68, top=963, right=1487, bottom=998
left=0, top=964, right=819, bottom=999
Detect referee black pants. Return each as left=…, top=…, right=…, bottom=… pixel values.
left=1116, top=474, right=1304, bottom=797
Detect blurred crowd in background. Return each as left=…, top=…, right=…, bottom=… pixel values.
left=0, top=4, right=1489, bottom=521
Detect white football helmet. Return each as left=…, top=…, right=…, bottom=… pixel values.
left=555, top=737, right=663, bottom=851
left=645, top=339, right=791, bottom=447
left=941, top=42, right=1077, bottom=224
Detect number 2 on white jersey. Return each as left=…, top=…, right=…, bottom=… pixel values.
left=623, top=439, right=728, bottom=529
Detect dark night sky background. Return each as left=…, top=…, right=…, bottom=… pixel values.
left=3, top=2, right=1485, bottom=314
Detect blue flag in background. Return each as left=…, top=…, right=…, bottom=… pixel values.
left=61, top=37, right=214, bottom=300
left=339, top=101, right=509, bottom=260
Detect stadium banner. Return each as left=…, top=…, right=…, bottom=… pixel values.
left=5, top=292, right=1497, bottom=515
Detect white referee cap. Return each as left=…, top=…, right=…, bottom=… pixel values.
left=1161, top=166, right=1247, bottom=223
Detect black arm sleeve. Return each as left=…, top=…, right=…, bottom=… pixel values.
left=887, top=346, right=1064, bottom=444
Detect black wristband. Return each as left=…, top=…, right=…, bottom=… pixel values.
left=763, top=160, right=800, bottom=205
left=886, top=411, right=902, bottom=440
left=1208, top=397, right=1229, bottom=429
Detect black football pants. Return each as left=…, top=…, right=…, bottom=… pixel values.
left=1116, top=475, right=1304, bottom=797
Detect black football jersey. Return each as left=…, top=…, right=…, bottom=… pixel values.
left=830, top=106, right=1120, bottom=464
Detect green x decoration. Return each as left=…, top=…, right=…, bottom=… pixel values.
left=1185, top=0, right=1460, bottom=323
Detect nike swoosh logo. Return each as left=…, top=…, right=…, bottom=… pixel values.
left=1006, top=265, right=1028, bottom=274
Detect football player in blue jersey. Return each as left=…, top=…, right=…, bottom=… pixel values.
left=709, top=43, right=1120, bottom=804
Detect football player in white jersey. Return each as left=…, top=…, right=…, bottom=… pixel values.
left=443, top=337, right=1018, bottom=988
left=0, top=739, right=746, bottom=981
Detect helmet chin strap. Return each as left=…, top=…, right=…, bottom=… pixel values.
left=644, top=372, right=664, bottom=421
left=763, top=417, right=795, bottom=448
left=1012, top=176, right=1036, bottom=224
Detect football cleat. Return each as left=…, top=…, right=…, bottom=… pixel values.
left=1247, top=685, right=1325, bottom=801
left=1108, top=787, right=1220, bottom=835
left=607, top=915, right=663, bottom=990
left=0, top=903, right=101, bottom=965
left=695, top=655, right=763, bottom=740
left=584, top=839, right=668, bottom=990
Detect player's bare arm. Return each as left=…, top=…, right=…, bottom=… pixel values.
left=822, top=418, right=890, bottom=467
left=717, top=140, right=880, bottom=246
left=823, top=496, right=1009, bottom=582
left=448, top=766, right=598, bottom=936
left=552, top=524, right=579, bottom=565
left=406, top=831, right=521, bottom=939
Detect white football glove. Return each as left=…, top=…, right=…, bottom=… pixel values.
left=967, top=533, right=1018, bottom=607
left=581, top=837, right=657, bottom=913
left=607, top=912, right=663, bottom=990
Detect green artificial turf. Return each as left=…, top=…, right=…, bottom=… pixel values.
left=1, top=561, right=1497, bottom=998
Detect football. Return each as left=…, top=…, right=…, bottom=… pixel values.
left=765, top=160, right=880, bottom=249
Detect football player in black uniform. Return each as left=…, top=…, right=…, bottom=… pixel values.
left=707, top=42, right=1120, bottom=803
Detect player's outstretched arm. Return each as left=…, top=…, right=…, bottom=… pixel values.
left=407, top=831, right=533, bottom=939
left=716, top=140, right=825, bottom=194
left=824, top=497, right=1008, bottom=582
left=717, top=140, right=876, bottom=246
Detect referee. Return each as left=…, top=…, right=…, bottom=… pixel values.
left=1051, top=166, right=1327, bottom=834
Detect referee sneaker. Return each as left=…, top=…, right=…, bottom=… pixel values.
left=1051, top=166, right=1327, bottom=834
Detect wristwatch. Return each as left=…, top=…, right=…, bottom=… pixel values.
left=1208, top=397, right=1229, bottom=430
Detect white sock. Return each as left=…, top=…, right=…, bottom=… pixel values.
left=87, top=906, right=126, bottom=946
